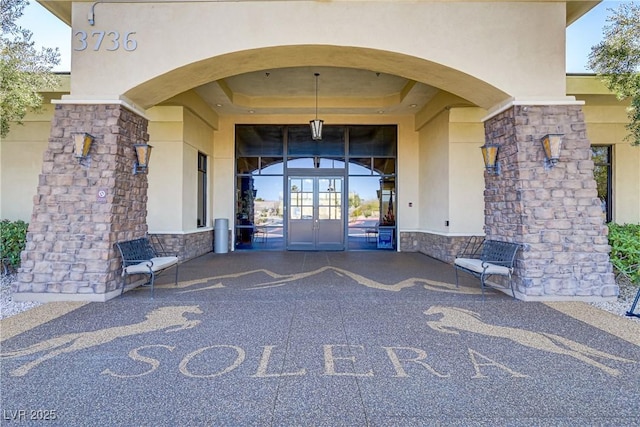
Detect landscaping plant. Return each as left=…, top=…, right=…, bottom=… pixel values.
left=0, top=219, right=28, bottom=271
left=607, top=223, right=640, bottom=285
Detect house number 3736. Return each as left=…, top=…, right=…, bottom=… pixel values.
left=73, top=30, right=137, bottom=52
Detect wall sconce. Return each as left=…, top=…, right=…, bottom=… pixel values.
left=480, top=143, right=501, bottom=175
left=309, top=73, right=323, bottom=140
left=541, top=134, right=563, bottom=168
left=133, top=143, right=153, bottom=174
left=73, top=133, right=94, bottom=163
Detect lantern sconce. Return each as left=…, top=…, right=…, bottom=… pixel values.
left=541, top=134, right=563, bottom=169
left=133, top=143, right=153, bottom=175
left=480, top=143, right=501, bottom=175
left=73, top=133, right=94, bottom=165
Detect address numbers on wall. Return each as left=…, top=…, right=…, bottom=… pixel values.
left=73, top=30, right=137, bottom=52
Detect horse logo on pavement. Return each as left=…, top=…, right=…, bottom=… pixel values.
left=424, top=305, right=636, bottom=376
left=1, top=305, right=202, bottom=377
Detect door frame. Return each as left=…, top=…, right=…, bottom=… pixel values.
left=286, top=168, right=346, bottom=250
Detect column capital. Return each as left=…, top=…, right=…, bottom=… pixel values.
left=53, top=96, right=149, bottom=120
left=482, top=97, right=585, bottom=122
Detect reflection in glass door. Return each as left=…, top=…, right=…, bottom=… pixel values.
left=288, top=176, right=344, bottom=250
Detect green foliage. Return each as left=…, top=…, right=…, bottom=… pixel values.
left=0, top=219, right=28, bottom=270
left=588, top=2, right=640, bottom=146
left=607, top=223, right=640, bottom=285
left=1, top=0, right=60, bottom=138
left=349, top=193, right=362, bottom=208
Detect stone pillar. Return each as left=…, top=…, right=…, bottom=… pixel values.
left=483, top=105, right=617, bottom=299
left=14, top=104, right=150, bottom=301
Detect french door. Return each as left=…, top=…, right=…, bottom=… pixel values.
left=287, top=174, right=344, bottom=250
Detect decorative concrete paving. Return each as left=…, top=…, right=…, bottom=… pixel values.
left=1, top=252, right=639, bottom=426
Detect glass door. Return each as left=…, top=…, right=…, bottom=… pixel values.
left=287, top=176, right=344, bottom=250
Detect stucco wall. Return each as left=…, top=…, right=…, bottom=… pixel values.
left=0, top=106, right=54, bottom=221
left=182, top=144, right=199, bottom=230
left=415, top=106, right=486, bottom=236
left=146, top=106, right=184, bottom=232
left=419, top=110, right=450, bottom=233
left=184, top=109, right=214, bottom=156
left=580, top=100, right=640, bottom=223
left=146, top=106, right=214, bottom=233
left=613, top=144, right=640, bottom=223
left=66, top=1, right=570, bottom=110
left=212, top=116, right=239, bottom=227
left=396, top=117, right=420, bottom=231
left=183, top=109, right=214, bottom=231
left=448, top=108, right=486, bottom=234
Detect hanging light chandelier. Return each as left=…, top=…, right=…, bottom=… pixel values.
left=309, top=72, right=323, bottom=140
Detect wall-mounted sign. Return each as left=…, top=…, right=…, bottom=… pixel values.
left=97, top=189, right=107, bottom=203
left=73, top=31, right=137, bottom=52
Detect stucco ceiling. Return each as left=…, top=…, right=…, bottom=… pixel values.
left=193, top=66, right=440, bottom=116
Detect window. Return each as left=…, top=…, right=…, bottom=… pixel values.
left=197, top=152, right=207, bottom=227
left=592, top=145, right=612, bottom=223
left=234, top=124, right=397, bottom=250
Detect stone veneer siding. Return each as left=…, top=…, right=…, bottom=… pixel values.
left=483, top=105, right=617, bottom=298
left=151, top=231, right=214, bottom=261
left=14, top=104, right=150, bottom=301
left=399, top=232, right=480, bottom=264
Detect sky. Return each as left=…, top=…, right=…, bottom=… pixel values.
left=16, top=0, right=630, bottom=73
left=565, top=1, right=632, bottom=73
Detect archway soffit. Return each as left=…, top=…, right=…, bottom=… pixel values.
left=124, top=45, right=510, bottom=112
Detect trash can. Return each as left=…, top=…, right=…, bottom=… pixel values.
left=214, top=218, right=229, bottom=253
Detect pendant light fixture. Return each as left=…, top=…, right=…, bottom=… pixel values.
left=309, top=72, right=323, bottom=140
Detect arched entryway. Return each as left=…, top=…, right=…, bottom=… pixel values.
left=14, top=18, right=616, bottom=302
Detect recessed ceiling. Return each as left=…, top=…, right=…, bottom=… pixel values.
left=194, top=66, right=439, bottom=116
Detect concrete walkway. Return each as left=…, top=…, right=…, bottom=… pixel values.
left=1, top=252, right=639, bottom=426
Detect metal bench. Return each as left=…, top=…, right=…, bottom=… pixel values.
left=627, top=288, right=640, bottom=318
left=454, top=239, right=521, bottom=298
left=114, top=237, right=179, bottom=298
left=613, top=254, right=640, bottom=318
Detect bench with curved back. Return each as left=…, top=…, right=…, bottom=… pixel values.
left=114, top=237, right=179, bottom=298
left=454, top=239, right=521, bottom=298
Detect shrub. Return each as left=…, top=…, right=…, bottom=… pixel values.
left=0, top=219, right=29, bottom=271
left=608, top=223, right=640, bottom=285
